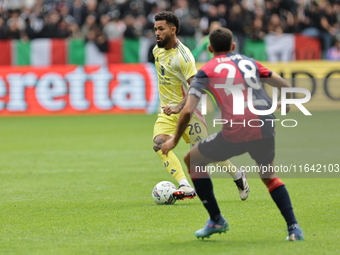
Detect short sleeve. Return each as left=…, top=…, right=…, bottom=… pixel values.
left=191, top=70, right=209, bottom=90
left=179, top=51, right=197, bottom=81
left=255, top=60, right=272, bottom=78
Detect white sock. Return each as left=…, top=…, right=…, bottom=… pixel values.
left=232, top=169, right=243, bottom=180
left=178, top=178, right=191, bottom=187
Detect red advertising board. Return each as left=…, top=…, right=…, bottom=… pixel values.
left=0, top=64, right=159, bottom=116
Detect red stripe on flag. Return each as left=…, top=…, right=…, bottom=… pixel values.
left=51, top=39, right=66, bottom=65
left=0, top=40, right=11, bottom=65
left=107, top=39, right=122, bottom=63
left=294, top=34, right=321, bottom=60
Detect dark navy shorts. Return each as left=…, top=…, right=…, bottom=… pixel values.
left=198, top=131, right=275, bottom=166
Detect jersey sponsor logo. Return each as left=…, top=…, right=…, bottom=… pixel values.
left=160, top=65, right=165, bottom=76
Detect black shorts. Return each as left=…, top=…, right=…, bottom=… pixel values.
left=198, top=132, right=275, bottom=166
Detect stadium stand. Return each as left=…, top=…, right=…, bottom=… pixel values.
left=0, top=0, right=339, bottom=64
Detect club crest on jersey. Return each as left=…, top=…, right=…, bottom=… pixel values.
left=160, top=65, right=165, bottom=76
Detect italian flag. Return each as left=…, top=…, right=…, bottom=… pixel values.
left=0, top=38, right=122, bottom=66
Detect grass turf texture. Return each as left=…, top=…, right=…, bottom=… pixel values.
left=0, top=111, right=339, bottom=255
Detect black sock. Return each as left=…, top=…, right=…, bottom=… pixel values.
left=270, top=185, right=298, bottom=229
left=192, top=177, right=221, bottom=222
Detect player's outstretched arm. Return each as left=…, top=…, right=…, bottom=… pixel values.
left=161, top=94, right=200, bottom=156
left=265, top=72, right=291, bottom=91
left=264, top=72, right=292, bottom=113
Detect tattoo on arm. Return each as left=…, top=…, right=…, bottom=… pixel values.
left=174, top=76, right=194, bottom=113
left=174, top=97, right=187, bottom=112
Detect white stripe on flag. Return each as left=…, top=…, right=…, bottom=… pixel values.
left=31, top=39, right=51, bottom=66
left=265, top=34, right=295, bottom=63
left=139, top=36, right=151, bottom=63
left=85, top=42, right=107, bottom=65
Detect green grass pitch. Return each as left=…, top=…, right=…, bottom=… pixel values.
left=0, top=111, right=339, bottom=255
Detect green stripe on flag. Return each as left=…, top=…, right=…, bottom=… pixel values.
left=243, top=38, right=267, bottom=61
left=68, top=39, right=85, bottom=65
left=183, top=36, right=196, bottom=51
left=16, top=40, right=31, bottom=66
left=123, top=38, right=139, bottom=63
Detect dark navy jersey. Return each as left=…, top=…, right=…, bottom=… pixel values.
left=191, top=52, right=276, bottom=143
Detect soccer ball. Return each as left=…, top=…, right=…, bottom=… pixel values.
left=152, top=181, right=177, bottom=205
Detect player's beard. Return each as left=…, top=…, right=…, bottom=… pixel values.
left=157, top=34, right=171, bottom=48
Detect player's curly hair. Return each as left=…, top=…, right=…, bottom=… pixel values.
left=155, top=11, right=181, bottom=35
left=209, top=28, right=233, bottom=52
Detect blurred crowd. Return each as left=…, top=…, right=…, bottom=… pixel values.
left=0, top=0, right=339, bottom=59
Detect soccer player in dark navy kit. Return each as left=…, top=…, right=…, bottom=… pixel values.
left=162, top=27, right=304, bottom=241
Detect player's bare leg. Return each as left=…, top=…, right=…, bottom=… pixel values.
left=184, top=144, right=229, bottom=239
left=153, top=134, right=195, bottom=199
left=258, top=162, right=304, bottom=241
